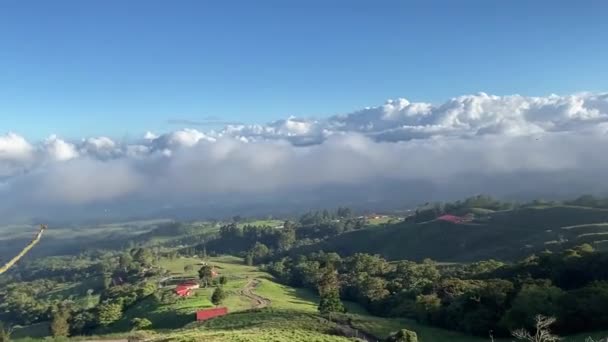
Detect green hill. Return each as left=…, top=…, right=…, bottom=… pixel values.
left=294, top=205, right=608, bottom=262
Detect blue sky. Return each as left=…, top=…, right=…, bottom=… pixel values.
left=1, top=0, right=607, bottom=140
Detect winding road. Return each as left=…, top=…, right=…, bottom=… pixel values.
left=238, top=278, right=271, bottom=309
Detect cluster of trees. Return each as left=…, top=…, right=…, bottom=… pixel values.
left=299, top=207, right=353, bottom=225
left=203, top=209, right=366, bottom=265
left=265, top=246, right=608, bottom=337
left=0, top=247, right=162, bottom=337
left=204, top=222, right=296, bottom=255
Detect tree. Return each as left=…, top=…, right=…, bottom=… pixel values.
left=317, top=267, right=345, bottom=316
left=0, top=322, right=13, bottom=342
left=249, top=242, right=270, bottom=264
left=277, top=225, right=296, bottom=251
left=137, top=281, right=157, bottom=298
left=211, top=287, right=226, bottom=306
left=512, top=315, right=560, bottom=342
left=318, top=289, right=345, bottom=316
left=414, top=294, right=441, bottom=324
left=131, top=317, right=152, bottom=331
left=500, top=284, right=564, bottom=332
left=69, top=310, right=96, bottom=336
left=97, top=302, right=123, bottom=326
left=118, top=253, right=134, bottom=272
left=219, top=276, right=228, bottom=285
left=50, top=305, right=71, bottom=337
left=131, top=248, right=154, bottom=267
left=198, top=265, right=214, bottom=287
left=388, top=329, right=418, bottom=342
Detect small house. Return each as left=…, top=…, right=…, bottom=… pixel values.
left=175, top=282, right=201, bottom=297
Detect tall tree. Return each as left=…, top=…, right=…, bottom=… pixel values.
left=318, top=290, right=345, bottom=316
left=50, top=305, right=71, bottom=337
left=198, top=265, right=214, bottom=287
left=317, top=267, right=345, bottom=317
left=211, top=287, right=226, bottom=307
left=277, top=225, right=296, bottom=251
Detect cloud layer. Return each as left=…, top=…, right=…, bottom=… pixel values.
left=1, top=92, right=607, bottom=222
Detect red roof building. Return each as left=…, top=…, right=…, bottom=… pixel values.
left=437, top=214, right=464, bottom=224
left=196, top=307, right=228, bottom=321
left=175, top=282, right=200, bottom=297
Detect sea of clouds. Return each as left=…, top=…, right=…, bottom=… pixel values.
left=1, top=92, right=607, bottom=222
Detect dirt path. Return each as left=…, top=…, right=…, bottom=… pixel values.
left=238, top=278, right=271, bottom=309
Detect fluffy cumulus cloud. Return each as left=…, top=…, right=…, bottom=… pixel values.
left=1, top=92, right=607, bottom=222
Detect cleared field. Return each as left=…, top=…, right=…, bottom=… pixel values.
left=155, top=310, right=350, bottom=342
left=237, top=219, right=284, bottom=228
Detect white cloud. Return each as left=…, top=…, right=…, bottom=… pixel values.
left=0, top=91, right=607, bottom=221
left=0, top=132, right=34, bottom=177
left=43, top=135, right=79, bottom=161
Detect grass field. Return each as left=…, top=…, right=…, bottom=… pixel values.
left=154, top=309, right=351, bottom=342
left=237, top=219, right=284, bottom=228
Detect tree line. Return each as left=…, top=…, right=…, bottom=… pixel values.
left=264, top=245, right=608, bottom=338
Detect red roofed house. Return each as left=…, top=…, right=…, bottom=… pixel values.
left=175, top=282, right=200, bottom=297
left=437, top=214, right=465, bottom=224
left=196, top=307, right=228, bottom=321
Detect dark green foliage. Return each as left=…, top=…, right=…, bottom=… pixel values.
left=211, top=286, right=226, bottom=306
left=131, top=247, right=154, bottom=267
left=131, top=317, right=152, bottom=330
left=317, top=266, right=345, bottom=315
left=96, top=301, right=123, bottom=326
left=266, top=246, right=608, bottom=337
left=248, top=242, right=270, bottom=265
left=153, top=290, right=179, bottom=305
left=500, top=284, right=565, bottom=332
left=219, top=275, right=228, bottom=285
left=50, top=304, right=71, bottom=337
left=69, top=310, right=96, bottom=335
left=0, top=279, right=54, bottom=325
left=198, top=265, right=214, bottom=287
left=318, top=289, right=345, bottom=315
left=559, top=281, right=608, bottom=333
left=387, top=329, right=418, bottom=342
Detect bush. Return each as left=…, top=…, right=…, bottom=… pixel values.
left=387, top=329, right=418, bottom=342
left=131, top=317, right=152, bottom=331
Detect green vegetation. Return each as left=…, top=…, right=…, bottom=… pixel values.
left=5, top=196, right=608, bottom=341
left=154, top=309, right=351, bottom=341
left=296, top=205, right=608, bottom=262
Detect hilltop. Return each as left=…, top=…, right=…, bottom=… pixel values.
left=293, top=205, right=608, bottom=262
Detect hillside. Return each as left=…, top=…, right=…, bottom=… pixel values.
left=294, top=205, right=608, bottom=262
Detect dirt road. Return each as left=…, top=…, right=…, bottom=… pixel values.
left=238, top=278, right=271, bottom=309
